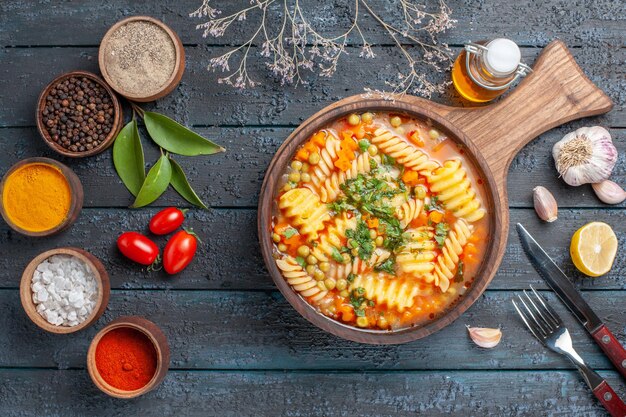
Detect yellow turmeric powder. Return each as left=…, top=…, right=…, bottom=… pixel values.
left=2, top=163, right=71, bottom=232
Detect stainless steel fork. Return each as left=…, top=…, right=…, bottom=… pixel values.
left=513, top=286, right=626, bottom=417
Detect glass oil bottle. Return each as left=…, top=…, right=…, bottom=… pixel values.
left=452, top=38, right=532, bottom=103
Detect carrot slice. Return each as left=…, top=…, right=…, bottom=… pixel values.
left=311, top=131, right=327, bottom=147
left=334, top=157, right=352, bottom=172
left=366, top=217, right=379, bottom=228
left=295, top=148, right=310, bottom=161
left=428, top=211, right=444, bottom=224
left=408, top=130, right=425, bottom=147
left=401, top=170, right=420, bottom=186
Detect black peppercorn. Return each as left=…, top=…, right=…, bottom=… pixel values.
left=41, top=76, right=115, bottom=153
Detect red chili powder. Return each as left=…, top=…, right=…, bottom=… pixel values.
left=95, top=327, right=157, bottom=391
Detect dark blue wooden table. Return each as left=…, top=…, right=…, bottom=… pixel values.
left=1, top=1, right=624, bottom=415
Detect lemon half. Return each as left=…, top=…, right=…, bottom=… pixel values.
left=570, top=222, right=618, bottom=277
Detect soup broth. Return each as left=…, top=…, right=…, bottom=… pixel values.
left=271, top=112, right=490, bottom=330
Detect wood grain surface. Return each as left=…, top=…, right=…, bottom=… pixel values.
left=0, top=0, right=624, bottom=415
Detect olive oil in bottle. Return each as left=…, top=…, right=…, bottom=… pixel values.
left=452, top=38, right=532, bottom=103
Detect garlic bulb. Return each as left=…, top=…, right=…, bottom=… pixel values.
left=552, top=126, right=617, bottom=186
left=466, top=325, right=502, bottom=348
left=592, top=180, right=626, bottom=205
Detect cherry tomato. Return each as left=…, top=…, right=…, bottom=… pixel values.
left=163, top=230, right=198, bottom=274
left=117, top=232, right=159, bottom=265
left=149, top=207, right=186, bottom=235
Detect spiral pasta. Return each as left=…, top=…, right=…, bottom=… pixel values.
left=350, top=273, right=421, bottom=312
left=426, top=159, right=486, bottom=222
left=309, top=132, right=341, bottom=188
left=311, top=214, right=357, bottom=263
left=319, top=152, right=374, bottom=202
left=371, top=127, right=439, bottom=174
left=396, top=226, right=437, bottom=280
left=279, top=187, right=330, bottom=239
left=433, top=218, right=473, bottom=293
left=396, top=198, right=424, bottom=229
left=276, top=256, right=328, bottom=304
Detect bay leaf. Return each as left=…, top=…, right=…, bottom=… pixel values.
left=169, top=157, right=208, bottom=209
left=131, top=155, right=172, bottom=208
left=113, top=120, right=145, bottom=196
left=143, top=111, right=225, bottom=156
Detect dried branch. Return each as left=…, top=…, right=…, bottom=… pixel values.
left=190, top=0, right=456, bottom=98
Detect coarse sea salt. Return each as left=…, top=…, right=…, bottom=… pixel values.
left=31, top=254, right=98, bottom=327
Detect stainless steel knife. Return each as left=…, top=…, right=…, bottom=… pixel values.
left=517, top=223, right=626, bottom=380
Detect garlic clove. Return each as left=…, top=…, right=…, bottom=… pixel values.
left=466, top=325, right=502, bottom=348
left=592, top=180, right=626, bottom=205
left=533, top=186, right=558, bottom=222
left=552, top=126, right=617, bottom=186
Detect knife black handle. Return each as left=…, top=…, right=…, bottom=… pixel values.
left=593, top=324, right=626, bottom=380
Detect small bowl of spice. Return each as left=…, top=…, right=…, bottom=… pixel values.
left=36, top=71, right=123, bottom=157
left=87, top=316, right=170, bottom=399
left=0, top=157, right=83, bottom=237
left=99, top=16, right=185, bottom=102
left=20, top=248, right=110, bottom=334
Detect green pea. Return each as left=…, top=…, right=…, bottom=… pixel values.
left=375, top=236, right=384, bottom=246
left=342, top=253, right=351, bottom=264
left=356, top=317, right=369, bottom=328
left=390, top=116, right=402, bottom=127
left=336, top=279, right=348, bottom=291
left=367, top=144, right=378, bottom=156
left=297, top=245, right=310, bottom=257
left=319, top=262, right=330, bottom=272
left=306, top=265, right=317, bottom=275
left=369, top=229, right=377, bottom=239
left=317, top=281, right=327, bottom=291
left=415, top=185, right=427, bottom=200
left=340, top=290, right=349, bottom=298
left=308, top=152, right=320, bottom=165
left=361, top=112, right=373, bottom=124
left=301, top=163, right=310, bottom=173
left=272, top=233, right=281, bottom=243
left=347, top=114, right=360, bottom=126
left=301, top=173, right=311, bottom=182
left=351, top=248, right=359, bottom=257
left=288, top=172, right=301, bottom=183
left=324, top=278, right=336, bottom=290
left=278, top=244, right=287, bottom=252
left=306, top=255, right=318, bottom=265
left=429, top=129, right=440, bottom=140
left=314, top=270, right=325, bottom=281
left=290, top=160, right=303, bottom=171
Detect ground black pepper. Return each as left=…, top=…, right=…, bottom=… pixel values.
left=41, top=77, right=115, bottom=153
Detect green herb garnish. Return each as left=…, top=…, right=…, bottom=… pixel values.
left=327, top=198, right=356, bottom=215
left=295, top=256, right=307, bottom=269
left=358, top=139, right=371, bottom=153
left=347, top=273, right=357, bottom=283
left=349, top=287, right=372, bottom=317
left=379, top=217, right=405, bottom=252
left=331, top=247, right=345, bottom=263
left=346, top=219, right=375, bottom=260
left=375, top=257, right=396, bottom=275
left=434, top=222, right=449, bottom=247
left=381, top=153, right=396, bottom=166
left=282, top=227, right=298, bottom=239
left=425, top=195, right=443, bottom=212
